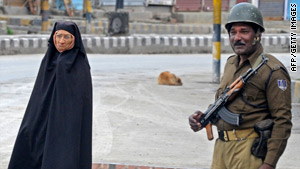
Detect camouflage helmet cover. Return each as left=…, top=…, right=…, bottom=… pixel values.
left=225, top=3, right=265, bottom=32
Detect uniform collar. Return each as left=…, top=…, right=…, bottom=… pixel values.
left=247, top=44, right=264, bottom=68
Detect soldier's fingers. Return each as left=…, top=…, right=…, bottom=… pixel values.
left=189, top=114, right=198, bottom=123
left=189, top=123, right=200, bottom=128
left=191, top=126, right=201, bottom=132
left=189, top=119, right=201, bottom=129
left=193, top=111, right=203, bottom=120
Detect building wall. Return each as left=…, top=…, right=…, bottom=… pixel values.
left=3, top=0, right=25, bottom=6
left=259, top=0, right=285, bottom=20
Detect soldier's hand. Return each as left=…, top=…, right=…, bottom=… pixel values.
left=258, top=163, right=274, bottom=169
left=189, top=111, right=203, bottom=132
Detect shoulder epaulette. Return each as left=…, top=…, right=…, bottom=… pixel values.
left=265, top=54, right=289, bottom=75
left=227, top=55, right=236, bottom=61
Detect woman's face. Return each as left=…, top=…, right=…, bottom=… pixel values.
left=54, top=30, right=74, bottom=53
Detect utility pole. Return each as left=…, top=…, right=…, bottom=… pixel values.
left=115, top=0, right=124, bottom=11
left=212, top=0, right=221, bottom=83
left=84, top=0, right=92, bottom=23
left=41, top=0, right=49, bottom=32
left=84, top=0, right=92, bottom=33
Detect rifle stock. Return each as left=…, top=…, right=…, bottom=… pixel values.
left=227, top=77, right=244, bottom=101
left=205, top=123, right=214, bottom=140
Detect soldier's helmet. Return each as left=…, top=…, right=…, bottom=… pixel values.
left=225, top=3, right=265, bottom=32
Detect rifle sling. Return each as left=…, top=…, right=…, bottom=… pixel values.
left=252, top=54, right=263, bottom=69
left=242, top=53, right=268, bottom=109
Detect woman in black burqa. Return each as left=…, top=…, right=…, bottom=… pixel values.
left=8, top=21, right=92, bottom=169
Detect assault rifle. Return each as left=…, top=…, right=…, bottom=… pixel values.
left=199, top=56, right=268, bottom=140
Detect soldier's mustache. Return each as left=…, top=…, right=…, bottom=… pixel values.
left=234, top=41, right=246, bottom=46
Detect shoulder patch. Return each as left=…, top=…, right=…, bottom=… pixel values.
left=277, top=79, right=288, bottom=91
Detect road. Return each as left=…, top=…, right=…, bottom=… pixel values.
left=0, top=53, right=299, bottom=169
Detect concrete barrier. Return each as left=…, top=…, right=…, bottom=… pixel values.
left=0, top=34, right=296, bottom=55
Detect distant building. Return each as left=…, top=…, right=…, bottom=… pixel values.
left=0, top=0, right=299, bottom=21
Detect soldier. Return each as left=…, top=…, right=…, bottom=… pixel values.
left=189, top=3, right=292, bottom=169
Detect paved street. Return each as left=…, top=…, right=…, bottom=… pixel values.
left=0, top=53, right=299, bottom=169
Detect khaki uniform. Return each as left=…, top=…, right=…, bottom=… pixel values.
left=212, top=138, right=262, bottom=169
left=213, top=44, right=292, bottom=167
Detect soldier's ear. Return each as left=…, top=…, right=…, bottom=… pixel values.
left=252, top=31, right=261, bottom=45
left=255, top=30, right=262, bottom=41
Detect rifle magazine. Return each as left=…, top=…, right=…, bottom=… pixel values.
left=218, top=106, right=241, bottom=126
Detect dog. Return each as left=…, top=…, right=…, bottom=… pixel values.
left=158, top=71, right=182, bottom=86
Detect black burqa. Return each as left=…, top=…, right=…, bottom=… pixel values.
left=8, top=21, right=92, bottom=169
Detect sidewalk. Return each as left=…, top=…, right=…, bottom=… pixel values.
left=0, top=14, right=214, bottom=35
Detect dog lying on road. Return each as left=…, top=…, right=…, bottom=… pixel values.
left=158, top=71, right=182, bottom=86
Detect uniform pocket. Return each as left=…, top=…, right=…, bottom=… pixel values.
left=242, top=86, right=259, bottom=102
left=227, top=85, right=260, bottom=114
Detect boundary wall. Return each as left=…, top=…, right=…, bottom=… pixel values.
left=0, top=34, right=296, bottom=55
